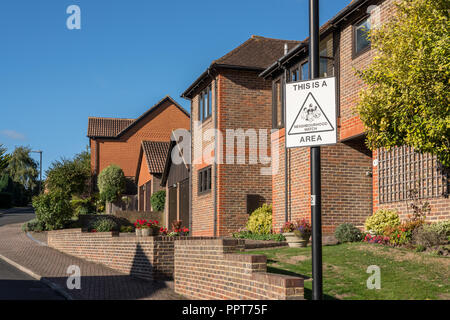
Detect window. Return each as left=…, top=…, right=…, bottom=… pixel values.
left=273, top=79, right=283, bottom=128
left=354, top=17, right=371, bottom=56
left=198, top=85, right=212, bottom=122
left=198, top=166, right=212, bottom=194
left=320, top=49, right=329, bottom=77
left=301, top=62, right=309, bottom=80
left=290, top=67, right=299, bottom=82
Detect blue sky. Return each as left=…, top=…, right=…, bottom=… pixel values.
left=0, top=0, right=351, bottom=174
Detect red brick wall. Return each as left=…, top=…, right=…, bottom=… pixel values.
left=47, top=228, right=180, bottom=280
left=190, top=69, right=273, bottom=237
left=94, top=101, right=190, bottom=179
left=174, top=238, right=304, bottom=300
left=271, top=130, right=373, bottom=235
left=191, top=78, right=217, bottom=236
left=216, top=70, right=273, bottom=236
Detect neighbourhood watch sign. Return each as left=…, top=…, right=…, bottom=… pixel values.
left=285, top=77, right=337, bottom=148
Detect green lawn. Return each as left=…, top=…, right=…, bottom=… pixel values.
left=242, top=242, right=449, bottom=300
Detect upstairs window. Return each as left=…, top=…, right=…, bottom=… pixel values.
left=301, top=62, right=309, bottom=81
left=198, top=166, right=212, bottom=194
left=198, top=85, right=212, bottom=122
left=354, top=17, right=371, bottom=57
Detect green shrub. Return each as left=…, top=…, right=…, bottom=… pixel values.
left=120, top=225, right=134, bottom=233
left=32, top=191, right=73, bottom=230
left=0, top=192, right=12, bottom=208
left=412, top=226, right=445, bottom=248
left=70, top=197, right=95, bottom=217
left=89, top=218, right=118, bottom=232
left=415, top=244, right=426, bottom=252
left=22, top=219, right=45, bottom=232
left=97, top=165, right=125, bottom=203
left=424, top=220, right=450, bottom=238
left=150, top=190, right=166, bottom=212
left=246, top=204, right=272, bottom=235
left=364, top=209, right=400, bottom=235
left=232, top=231, right=285, bottom=242
left=334, top=223, right=363, bottom=243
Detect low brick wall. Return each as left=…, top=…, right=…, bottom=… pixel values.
left=47, top=228, right=186, bottom=280
left=174, top=239, right=304, bottom=300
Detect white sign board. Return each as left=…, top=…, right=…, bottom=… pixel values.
left=285, top=77, right=337, bottom=148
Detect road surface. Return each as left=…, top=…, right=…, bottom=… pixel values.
left=0, top=207, right=65, bottom=300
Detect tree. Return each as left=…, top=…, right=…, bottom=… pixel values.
left=97, top=164, right=125, bottom=202
left=0, top=144, right=11, bottom=172
left=45, top=149, right=91, bottom=197
left=357, top=0, right=449, bottom=166
left=6, top=146, right=38, bottom=192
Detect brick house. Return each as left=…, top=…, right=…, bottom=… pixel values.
left=181, top=35, right=299, bottom=236
left=135, top=141, right=170, bottom=212
left=260, top=0, right=449, bottom=235
left=87, top=96, right=190, bottom=194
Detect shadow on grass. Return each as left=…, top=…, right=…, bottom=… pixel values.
left=266, top=265, right=311, bottom=280
left=266, top=264, right=337, bottom=300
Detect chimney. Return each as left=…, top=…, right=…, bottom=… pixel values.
left=284, top=43, right=289, bottom=55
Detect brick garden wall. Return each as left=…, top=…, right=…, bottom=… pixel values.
left=174, top=238, right=304, bottom=300
left=47, top=229, right=184, bottom=280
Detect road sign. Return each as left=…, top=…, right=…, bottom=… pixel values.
left=285, top=77, right=337, bottom=148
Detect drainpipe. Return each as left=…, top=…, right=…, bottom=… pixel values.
left=212, top=69, right=218, bottom=238
left=283, top=44, right=289, bottom=223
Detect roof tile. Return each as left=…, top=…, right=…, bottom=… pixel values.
left=142, top=141, right=170, bottom=174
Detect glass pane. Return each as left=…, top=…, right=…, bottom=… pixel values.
left=355, top=19, right=371, bottom=53
left=320, top=58, right=328, bottom=77
left=301, top=62, right=309, bottom=80
left=291, top=68, right=299, bottom=82
left=208, top=87, right=212, bottom=117
left=198, top=95, right=203, bottom=121
left=203, top=91, right=208, bottom=119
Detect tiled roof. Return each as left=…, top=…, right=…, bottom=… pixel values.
left=87, top=96, right=189, bottom=138
left=87, top=117, right=134, bottom=138
left=142, top=141, right=170, bottom=174
left=182, top=36, right=299, bottom=99
left=213, top=35, right=300, bottom=69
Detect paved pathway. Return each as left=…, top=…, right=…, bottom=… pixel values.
left=0, top=212, right=184, bottom=300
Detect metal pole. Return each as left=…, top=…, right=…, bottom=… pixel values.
left=39, top=151, right=42, bottom=194
left=309, top=0, right=323, bottom=300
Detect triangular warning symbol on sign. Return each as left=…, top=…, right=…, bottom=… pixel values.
left=288, top=92, right=334, bottom=135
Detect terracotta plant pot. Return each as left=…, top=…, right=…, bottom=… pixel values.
left=141, top=228, right=151, bottom=236
left=135, top=228, right=142, bottom=236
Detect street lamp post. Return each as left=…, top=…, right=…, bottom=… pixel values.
left=32, top=150, right=43, bottom=194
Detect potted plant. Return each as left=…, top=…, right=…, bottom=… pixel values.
left=282, top=221, right=303, bottom=247
left=135, top=219, right=160, bottom=236
left=293, top=219, right=312, bottom=247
